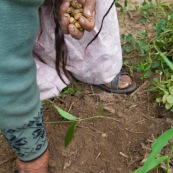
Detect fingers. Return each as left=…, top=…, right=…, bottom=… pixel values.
left=82, top=0, right=96, bottom=18
left=79, top=12, right=95, bottom=31
left=59, top=0, right=96, bottom=38
left=78, top=0, right=96, bottom=31
left=59, top=1, right=70, bottom=19
left=61, top=14, right=85, bottom=38
left=16, top=150, right=49, bottom=173
left=77, top=0, right=85, bottom=5
left=60, top=13, right=70, bottom=34
left=68, top=24, right=84, bottom=39
left=59, top=0, right=71, bottom=35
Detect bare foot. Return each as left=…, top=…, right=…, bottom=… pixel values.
left=16, top=150, right=49, bottom=173
left=105, top=75, right=132, bottom=89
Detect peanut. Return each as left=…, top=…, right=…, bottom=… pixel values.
left=74, top=13, right=82, bottom=20
left=67, top=0, right=85, bottom=31
left=67, top=6, right=75, bottom=14
left=69, top=17, right=76, bottom=24
left=71, top=9, right=83, bottom=16
left=70, top=0, right=82, bottom=9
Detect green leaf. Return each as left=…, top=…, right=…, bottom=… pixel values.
left=153, top=78, right=159, bottom=83
left=162, top=93, right=169, bottom=104
left=136, top=30, right=143, bottom=37
left=54, top=105, right=78, bottom=121
left=171, top=75, right=173, bottom=80
left=152, top=61, right=160, bottom=68
left=145, top=65, right=151, bottom=71
left=169, top=86, right=173, bottom=95
left=156, top=97, right=162, bottom=103
left=167, top=95, right=173, bottom=104
left=142, top=45, right=150, bottom=52
left=147, top=156, right=168, bottom=171
left=139, top=62, right=145, bottom=70
left=156, top=20, right=166, bottom=37
left=144, top=70, right=152, bottom=78
left=115, top=2, right=123, bottom=8
left=165, top=102, right=172, bottom=110
left=134, top=156, right=168, bottom=173
left=148, top=86, right=156, bottom=92
left=65, top=121, right=78, bottom=146
left=126, top=34, right=133, bottom=42
left=171, top=107, right=173, bottom=112
left=138, top=128, right=173, bottom=173
left=61, top=87, right=78, bottom=96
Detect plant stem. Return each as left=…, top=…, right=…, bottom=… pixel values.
left=80, top=116, right=120, bottom=122
left=155, top=49, right=173, bottom=72
left=149, top=29, right=173, bottom=52
left=45, top=115, right=120, bottom=124
left=45, top=120, right=75, bottom=124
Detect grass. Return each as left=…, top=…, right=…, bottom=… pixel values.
left=116, top=0, right=173, bottom=172
left=117, top=0, right=173, bottom=112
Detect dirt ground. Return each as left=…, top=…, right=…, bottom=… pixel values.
left=0, top=82, right=172, bottom=173
left=0, top=1, right=173, bottom=173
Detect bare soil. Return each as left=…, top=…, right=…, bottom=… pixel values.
left=0, top=80, right=172, bottom=173
left=0, top=2, right=172, bottom=173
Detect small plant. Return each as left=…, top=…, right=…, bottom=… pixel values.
left=115, top=0, right=128, bottom=13
left=49, top=104, right=119, bottom=146
left=120, top=0, right=173, bottom=111
left=60, top=86, right=79, bottom=96
left=149, top=76, right=173, bottom=112
left=133, top=128, right=173, bottom=173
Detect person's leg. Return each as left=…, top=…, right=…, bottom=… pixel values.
left=0, top=0, right=48, bottom=171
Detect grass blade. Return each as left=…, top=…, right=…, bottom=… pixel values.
left=139, top=128, right=173, bottom=173
left=134, top=156, right=168, bottom=173
left=159, top=52, right=173, bottom=72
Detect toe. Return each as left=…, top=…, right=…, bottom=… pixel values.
left=120, top=75, right=132, bottom=83
left=118, top=75, right=132, bottom=89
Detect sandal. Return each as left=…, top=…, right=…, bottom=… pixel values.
left=98, top=71, right=137, bottom=94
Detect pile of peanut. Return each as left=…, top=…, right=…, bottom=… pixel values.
left=67, top=0, right=85, bottom=31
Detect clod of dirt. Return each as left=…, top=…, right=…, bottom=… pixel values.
left=101, top=133, right=108, bottom=138
left=99, top=92, right=115, bottom=102
left=103, top=105, right=115, bottom=114
left=49, top=160, right=56, bottom=167
left=63, top=159, right=72, bottom=169
left=116, top=110, right=125, bottom=117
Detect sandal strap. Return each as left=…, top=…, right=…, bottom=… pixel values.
left=110, top=73, right=120, bottom=89
left=110, top=71, right=130, bottom=89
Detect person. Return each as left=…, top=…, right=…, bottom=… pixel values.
left=34, top=0, right=136, bottom=100
left=0, top=0, right=136, bottom=172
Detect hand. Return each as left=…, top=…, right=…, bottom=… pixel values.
left=16, top=150, right=49, bottom=173
left=60, top=0, right=96, bottom=39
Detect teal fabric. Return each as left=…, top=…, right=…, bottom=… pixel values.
left=0, top=0, right=48, bottom=161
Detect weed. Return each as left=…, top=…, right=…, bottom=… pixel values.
left=46, top=103, right=119, bottom=146
left=118, top=1, right=173, bottom=170
left=133, top=128, right=173, bottom=173
left=119, top=0, right=173, bottom=111
left=60, top=87, right=79, bottom=96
